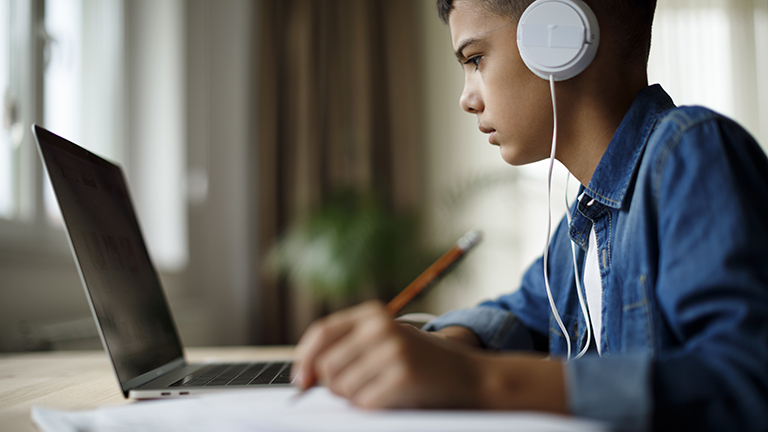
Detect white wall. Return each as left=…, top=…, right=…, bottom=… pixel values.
left=182, top=0, right=257, bottom=346
left=125, top=0, right=187, bottom=272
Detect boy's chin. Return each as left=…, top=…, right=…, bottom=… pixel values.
left=499, top=146, right=542, bottom=167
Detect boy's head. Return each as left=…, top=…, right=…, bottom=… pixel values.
left=438, top=0, right=656, bottom=171
left=437, top=0, right=657, bottom=66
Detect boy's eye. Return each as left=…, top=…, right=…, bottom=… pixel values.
left=464, top=56, right=481, bottom=69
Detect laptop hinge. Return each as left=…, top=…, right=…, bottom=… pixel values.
left=121, top=357, right=187, bottom=396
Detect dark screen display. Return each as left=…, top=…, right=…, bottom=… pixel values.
left=36, top=126, right=184, bottom=385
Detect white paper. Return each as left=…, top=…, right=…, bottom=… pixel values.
left=32, top=387, right=608, bottom=432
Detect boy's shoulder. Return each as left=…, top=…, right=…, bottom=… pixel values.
left=640, top=103, right=768, bottom=200
left=653, top=104, right=737, bottom=143
left=645, top=103, right=763, bottom=161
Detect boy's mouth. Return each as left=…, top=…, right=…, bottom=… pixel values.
left=478, top=124, right=498, bottom=145
left=478, top=124, right=494, bottom=134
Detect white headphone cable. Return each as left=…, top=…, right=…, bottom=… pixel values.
left=543, top=74, right=572, bottom=360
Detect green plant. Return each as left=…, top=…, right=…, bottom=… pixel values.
left=266, top=190, right=436, bottom=303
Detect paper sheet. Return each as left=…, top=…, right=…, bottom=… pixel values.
left=32, top=387, right=608, bottom=432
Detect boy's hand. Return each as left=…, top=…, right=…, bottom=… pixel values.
left=290, top=300, right=567, bottom=413
left=291, top=300, right=483, bottom=408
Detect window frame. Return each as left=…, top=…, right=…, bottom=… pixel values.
left=0, top=0, right=73, bottom=261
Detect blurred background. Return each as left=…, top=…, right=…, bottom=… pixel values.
left=1, top=0, right=767, bottom=351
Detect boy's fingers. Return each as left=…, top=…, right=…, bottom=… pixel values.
left=291, top=301, right=387, bottom=384
left=315, top=308, right=396, bottom=385
left=292, top=319, right=353, bottom=384
left=330, top=333, right=405, bottom=401
left=291, top=367, right=314, bottom=390
left=313, top=329, right=366, bottom=384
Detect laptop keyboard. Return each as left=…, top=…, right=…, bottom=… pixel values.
left=170, top=361, right=292, bottom=387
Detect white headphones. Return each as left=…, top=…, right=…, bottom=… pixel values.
left=517, top=0, right=601, bottom=360
left=517, top=0, right=600, bottom=81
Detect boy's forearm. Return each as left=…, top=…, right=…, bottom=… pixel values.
left=471, top=353, right=568, bottom=413
left=431, top=325, right=483, bottom=348
left=431, top=327, right=567, bottom=413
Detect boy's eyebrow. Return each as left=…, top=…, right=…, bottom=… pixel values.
left=454, top=38, right=481, bottom=63
left=454, top=22, right=512, bottom=63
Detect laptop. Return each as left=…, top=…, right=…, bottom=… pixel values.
left=32, top=125, right=292, bottom=399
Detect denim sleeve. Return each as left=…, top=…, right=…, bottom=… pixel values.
left=422, top=306, right=538, bottom=351
left=565, top=354, right=653, bottom=432
left=647, top=113, right=768, bottom=431
left=426, top=307, right=655, bottom=431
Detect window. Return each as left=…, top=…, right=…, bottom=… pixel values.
left=0, top=0, right=195, bottom=353
left=42, top=0, right=125, bottom=225
left=0, top=0, right=32, bottom=224
left=0, top=0, right=187, bottom=272
left=0, top=2, right=14, bottom=219
left=0, top=0, right=133, bottom=254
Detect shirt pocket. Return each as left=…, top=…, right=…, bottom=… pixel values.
left=619, top=273, right=656, bottom=354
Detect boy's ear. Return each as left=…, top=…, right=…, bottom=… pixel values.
left=516, top=0, right=600, bottom=81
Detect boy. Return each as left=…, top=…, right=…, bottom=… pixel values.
left=291, top=1, right=768, bottom=430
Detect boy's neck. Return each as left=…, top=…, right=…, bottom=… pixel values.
left=556, top=69, right=649, bottom=187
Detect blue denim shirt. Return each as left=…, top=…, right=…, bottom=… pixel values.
left=424, top=85, right=768, bottom=431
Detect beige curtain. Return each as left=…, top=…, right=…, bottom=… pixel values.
left=648, top=0, right=768, bottom=150
left=255, top=0, right=424, bottom=344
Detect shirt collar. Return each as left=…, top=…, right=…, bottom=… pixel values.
left=581, top=84, right=676, bottom=209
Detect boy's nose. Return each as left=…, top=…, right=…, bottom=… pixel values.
left=460, top=84, right=483, bottom=114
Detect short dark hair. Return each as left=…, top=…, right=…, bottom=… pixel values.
left=436, top=0, right=657, bottom=64
left=437, top=0, right=531, bottom=24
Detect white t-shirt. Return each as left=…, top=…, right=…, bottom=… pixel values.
left=584, top=224, right=603, bottom=355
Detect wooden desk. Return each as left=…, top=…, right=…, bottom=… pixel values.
left=0, top=346, right=294, bottom=432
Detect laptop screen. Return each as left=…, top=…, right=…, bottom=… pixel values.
left=34, top=126, right=184, bottom=386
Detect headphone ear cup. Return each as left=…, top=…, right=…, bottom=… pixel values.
left=517, top=0, right=600, bottom=81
